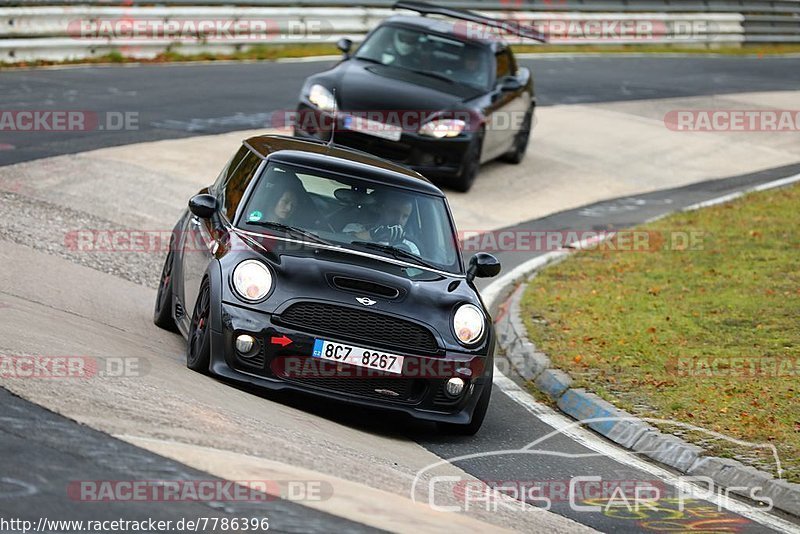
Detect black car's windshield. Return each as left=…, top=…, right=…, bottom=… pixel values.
left=237, top=162, right=461, bottom=274
left=355, top=25, right=492, bottom=91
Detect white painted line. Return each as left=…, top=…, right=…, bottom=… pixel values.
left=482, top=171, right=800, bottom=533
left=514, top=53, right=800, bottom=59
left=681, top=191, right=745, bottom=212
left=682, top=172, right=800, bottom=212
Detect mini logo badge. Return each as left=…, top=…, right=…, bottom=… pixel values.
left=356, top=297, right=377, bottom=306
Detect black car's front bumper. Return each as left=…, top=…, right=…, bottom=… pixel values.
left=209, top=301, right=492, bottom=424
left=293, top=105, right=473, bottom=180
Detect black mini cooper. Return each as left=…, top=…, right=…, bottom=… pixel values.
left=154, top=135, right=501, bottom=434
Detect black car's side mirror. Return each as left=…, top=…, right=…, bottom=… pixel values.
left=188, top=194, right=218, bottom=219
left=499, top=76, right=523, bottom=92
left=337, top=38, right=353, bottom=57
left=467, top=252, right=501, bottom=281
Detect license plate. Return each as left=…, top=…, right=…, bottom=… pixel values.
left=343, top=115, right=402, bottom=142
left=312, top=339, right=404, bottom=375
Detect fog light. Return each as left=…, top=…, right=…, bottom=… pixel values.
left=445, top=377, right=466, bottom=398
left=235, top=334, right=256, bottom=357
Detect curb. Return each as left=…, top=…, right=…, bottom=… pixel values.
left=492, top=173, right=800, bottom=519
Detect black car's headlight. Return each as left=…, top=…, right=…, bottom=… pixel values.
left=232, top=260, right=273, bottom=302
left=308, top=84, right=336, bottom=112
left=453, top=303, right=485, bottom=346
left=419, top=118, right=466, bottom=138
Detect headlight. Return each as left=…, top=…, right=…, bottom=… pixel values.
left=232, top=260, right=273, bottom=302
left=419, top=119, right=466, bottom=138
left=308, top=84, right=336, bottom=112
left=453, top=303, right=485, bottom=345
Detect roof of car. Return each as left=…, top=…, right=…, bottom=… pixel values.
left=244, top=135, right=445, bottom=196
left=384, top=14, right=504, bottom=47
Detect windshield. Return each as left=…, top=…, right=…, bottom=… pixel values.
left=355, top=25, right=492, bottom=91
left=237, top=161, right=461, bottom=274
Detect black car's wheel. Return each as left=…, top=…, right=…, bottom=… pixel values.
left=501, top=109, right=532, bottom=164
left=450, top=129, right=484, bottom=193
left=438, top=374, right=493, bottom=436
left=186, top=279, right=212, bottom=373
left=153, top=247, right=177, bottom=331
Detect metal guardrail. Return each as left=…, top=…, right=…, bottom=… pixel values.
left=0, top=2, right=797, bottom=62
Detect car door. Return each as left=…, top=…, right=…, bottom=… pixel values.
left=181, top=148, right=262, bottom=318
left=483, top=47, right=528, bottom=161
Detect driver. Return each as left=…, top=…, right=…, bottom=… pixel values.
left=382, top=27, right=422, bottom=69
left=343, top=193, right=420, bottom=255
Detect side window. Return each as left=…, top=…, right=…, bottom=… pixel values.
left=212, top=146, right=248, bottom=194
left=495, top=49, right=514, bottom=82
left=220, top=151, right=263, bottom=220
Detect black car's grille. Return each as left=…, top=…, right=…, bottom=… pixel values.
left=336, top=132, right=411, bottom=162
left=279, top=302, right=439, bottom=354
left=283, top=375, right=426, bottom=404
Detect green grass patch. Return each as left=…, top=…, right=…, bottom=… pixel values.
left=520, top=184, right=800, bottom=482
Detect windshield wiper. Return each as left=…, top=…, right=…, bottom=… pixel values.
left=349, top=241, right=438, bottom=270
left=248, top=221, right=333, bottom=246
left=403, top=68, right=455, bottom=84
left=354, top=55, right=384, bottom=65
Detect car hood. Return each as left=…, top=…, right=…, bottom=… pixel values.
left=325, top=59, right=482, bottom=114
left=220, top=232, right=487, bottom=354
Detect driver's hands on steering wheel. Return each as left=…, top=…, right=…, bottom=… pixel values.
left=370, top=224, right=405, bottom=244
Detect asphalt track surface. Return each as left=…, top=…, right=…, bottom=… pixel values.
left=1, top=55, right=800, bottom=165
left=1, top=56, right=800, bottom=532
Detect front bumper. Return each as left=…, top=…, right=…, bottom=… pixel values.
left=293, top=104, right=473, bottom=179
left=209, top=302, right=493, bottom=424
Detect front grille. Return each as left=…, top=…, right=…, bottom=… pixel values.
left=279, top=302, right=439, bottom=354
left=283, top=375, right=426, bottom=404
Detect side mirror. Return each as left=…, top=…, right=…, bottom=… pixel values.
left=188, top=194, right=217, bottom=219
left=467, top=252, right=501, bottom=281
left=337, top=38, right=353, bottom=56
left=499, top=76, right=523, bottom=92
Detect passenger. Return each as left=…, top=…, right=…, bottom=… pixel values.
left=249, top=171, right=304, bottom=225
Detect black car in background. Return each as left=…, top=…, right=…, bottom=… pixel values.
left=294, top=1, right=545, bottom=192
left=154, top=135, right=502, bottom=434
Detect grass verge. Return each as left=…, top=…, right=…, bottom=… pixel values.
left=520, top=184, right=800, bottom=482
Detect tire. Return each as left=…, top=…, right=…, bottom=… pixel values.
left=500, top=109, right=532, bottom=164
left=438, top=374, right=493, bottom=436
left=153, top=248, right=177, bottom=332
left=450, top=129, right=484, bottom=193
left=186, top=278, right=212, bottom=374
